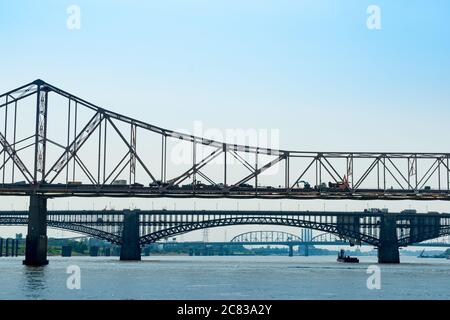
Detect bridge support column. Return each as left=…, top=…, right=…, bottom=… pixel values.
left=11, top=239, right=15, bottom=257
left=5, top=238, right=10, bottom=257
left=0, top=238, right=3, bottom=257
left=297, top=244, right=309, bottom=256
left=24, top=195, right=48, bottom=266
left=120, top=210, right=141, bottom=261
left=61, top=245, right=72, bottom=257
left=288, top=245, right=294, bottom=257
left=89, top=246, right=99, bottom=257
left=377, top=214, right=400, bottom=264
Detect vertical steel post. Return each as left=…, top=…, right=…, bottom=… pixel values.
left=129, top=124, right=136, bottom=185
left=103, top=119, right=107, bottom=183
left=161, top=134, right=167, bottom=183
left=285, top=153, right=290, bottom=189
left=193, top=140, right=196, bottom=188
left=66, top=99, right=71, bottom=183
left=415, top=156, right=418, bottom=190
left=97, top=119, right=102, bottom=186
left=255, top=151, right=258, bottom=191
left=34, top=85, right=48, bottom=183
left=447, top=157, right=449, bottom=191
left=11, top=101, right=17, bottom=182
left=223, top=144, right=227, bottom=186
left=2, top=95, right=8, bottom=184
left=72, top=102, right=78, bottom=181
left=438, top=158, right=441, bottom=190
left=376, top=158, right=380, bottom=190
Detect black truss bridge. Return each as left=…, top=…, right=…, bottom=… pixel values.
left=0, top=80, right=449, bottom=200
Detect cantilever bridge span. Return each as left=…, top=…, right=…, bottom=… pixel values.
left=1, top=80, right=450, bottom=266
left=0, top=80, right=449, bottom=200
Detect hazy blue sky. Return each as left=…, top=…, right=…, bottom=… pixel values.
left=0, top=1, right=449, bottom=240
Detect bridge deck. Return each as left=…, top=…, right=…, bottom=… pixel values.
left=1, top=184, right=450, bottom=200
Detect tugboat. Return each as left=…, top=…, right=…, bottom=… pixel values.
left=337, top=249, right=359, bottom=263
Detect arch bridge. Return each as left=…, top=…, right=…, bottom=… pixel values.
left=2, top=208, right=450, bottom=264
left=229, top=230, right=344, bottom=245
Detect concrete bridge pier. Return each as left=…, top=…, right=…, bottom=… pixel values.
left=61, top=245, right=72, bottom=257
left=304, top=245, right=309, bottom=257
left=24, top=195, right=49, bottom=266
left=288, top=245, right=294, bottom=257
left=5, top=238, right=10, bottom=257
left=120, top=210, right=141, bottom=261
left=11, top=239, right=15, bottom=257
left=0, top=238, right=3, bottom=257
left=377, top=214, right=400, bottom=264
left=89, top=246, right=99, bottom=257
left=23, top=195, right=48, bottom=266
left=299, top=245, right=310, bottom=256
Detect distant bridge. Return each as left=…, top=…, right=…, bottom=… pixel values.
left=166, top=230, right=450, bottom=248
left=2, top=209, right=450, bottom=264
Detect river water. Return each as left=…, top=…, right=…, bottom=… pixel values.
left=1, top=255, right=449, bottom=300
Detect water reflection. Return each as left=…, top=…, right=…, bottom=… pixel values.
left=21, top=266, right=49, bottom=299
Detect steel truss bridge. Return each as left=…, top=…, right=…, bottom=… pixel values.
left=225, top=230, right=450, bottom=247
left=1, top=210, right=450, bottom=248
left=0, top=80, right=450, bottom=200
left=229, top=230, right=352, bottom=246
left=167, top=230, right=450, bottom=257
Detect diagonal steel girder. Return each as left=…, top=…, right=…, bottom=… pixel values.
left=233, top=155, right=285, bottom=187
left=106, top=117, right=157, bottom=183
left=0, top=131, right=34, bottom=183
left=45, top=112, right=103, bottom=183
left=166, top=147, right=223, bottom=187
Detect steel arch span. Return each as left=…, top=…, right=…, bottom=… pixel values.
left=311, top=232, right=342, bottom=243
left=229, top=230, right=342, bottom=244
left=230, top=231, right=303, bottom=243
left=1, top=80, right=450, bottom=200
left=139, top=216, right=381, bottom=246
left=0, top=217, right=121, bottom=244
left=398, top=226, right=450, bottom=247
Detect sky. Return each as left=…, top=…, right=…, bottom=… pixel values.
left=0, top=0, right=449, bottom=241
